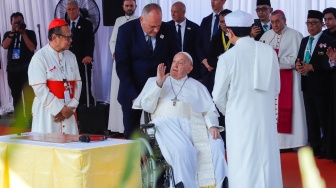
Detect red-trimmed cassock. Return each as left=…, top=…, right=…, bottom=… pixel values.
left=28, top=44, right=82, bottom=134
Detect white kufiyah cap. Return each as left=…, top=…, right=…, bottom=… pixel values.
left=225, top=10, right=254, bottom=27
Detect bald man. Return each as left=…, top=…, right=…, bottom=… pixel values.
left=115, top=3, right=180, bottom=139
left=168, top=1, right=201, bottom=80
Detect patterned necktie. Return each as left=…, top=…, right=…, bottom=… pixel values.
left=212, top=14, right=219, bottom=37
left=71, top=22, right=76, bottom=34
left=177, top=24, right=182, bottom=50
left=263, top=24, right=268, bottom=31
left=304, top=36, right=314, bottom=63
left=147, top=35, right=153, bottom=51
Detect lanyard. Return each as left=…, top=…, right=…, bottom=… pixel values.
left=14, top=34, right=22, bottom=48
left=47, top=46, right=70, bottom=90
left=221, top=31, right=231, bottom=51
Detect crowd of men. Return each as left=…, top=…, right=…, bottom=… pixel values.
left=2, top=0, right=336, bottom=187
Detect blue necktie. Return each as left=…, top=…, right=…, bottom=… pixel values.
left=212, top=14, right=219, bottom=37
left=71, top=22, right=76, bottom=35
left=177, top=24, right=182, bottom=50
left=304, top=37, right=314, bottom=63
left=147, top=35, right=153, bottom=51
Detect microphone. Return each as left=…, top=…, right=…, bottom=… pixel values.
left=37, top=24, right=42, bottom=49
left=79, top=135, right=107, bottom=142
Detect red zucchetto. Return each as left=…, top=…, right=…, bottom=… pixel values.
left=48, top=18, right=68, bottom=30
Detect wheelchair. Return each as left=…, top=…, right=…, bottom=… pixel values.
left=137, top=123, right=184, bottom=188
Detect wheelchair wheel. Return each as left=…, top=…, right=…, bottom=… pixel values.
left=138, top=137, right=158, bottom=188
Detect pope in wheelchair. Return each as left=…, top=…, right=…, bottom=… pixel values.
left=133, top=52, right=228, bottom=188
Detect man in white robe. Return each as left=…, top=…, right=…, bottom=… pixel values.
left=133, top=52, right=228, bottom=188
left=260, top=10, right=308, bottom=149
left=108, top=0, right=138, bottom=134
left=28, top=19, right=82, bottom=134
left=212, top=10, right=282, bottom=188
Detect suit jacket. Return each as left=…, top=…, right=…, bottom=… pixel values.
left=253, top=19, right=272, bottom=41
left=168, top=19, right=201, bottom=79
left=68, top=17, right=95, bottom=67
left=208, top=30, right=233, bottom=68
left=196, top=13, right=213, bottom=64
left=297, top=33, right=333, bottom=94
left=115, top=19, right=180, bottom=109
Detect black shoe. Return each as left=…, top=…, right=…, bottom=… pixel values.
left=110, top=132, right=124, bottom=138
left=314, top=152, right=326, bottom=159
left=6, top=111, right=14, bottom=117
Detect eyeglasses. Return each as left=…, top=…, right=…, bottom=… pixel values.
left=255, top=7, right=270, bottom=12
left=219, top=20, right=226, bottom=24
left=305, top=21, right=321, bottom=26
left=56, top=34, right=73, bottom=40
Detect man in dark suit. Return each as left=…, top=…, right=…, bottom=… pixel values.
left=196, top=0, right=226, bottom=92
left=115, top=3, right=180, bottom=139
left=296, top=10, right=333, bottom=158
left=66, top=0, right=95, bottom=105
left=251, top=0, right=273, bottom=41
left=168, top=1, right=200, bottom=80
left=323, top=7, right=336, bottom=163
left=206, top=9, right=233, bottom=93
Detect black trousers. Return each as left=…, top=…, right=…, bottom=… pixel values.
left=78, top=63, right=94, bottom=105
left=303, top=92, right=329, bottom=154
left=122, top=107, right=142, bottom=139
left=7, top=70, right=34, bottom=122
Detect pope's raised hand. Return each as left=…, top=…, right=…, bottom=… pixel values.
left=156, top=63, right=169, bottom=88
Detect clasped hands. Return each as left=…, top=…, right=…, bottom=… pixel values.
left=54, top=106, right=76, bottom=123
left=295, top=58, right=314, bottom=75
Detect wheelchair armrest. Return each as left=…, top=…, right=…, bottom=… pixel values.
left=140, top=123, right=155, bottom=130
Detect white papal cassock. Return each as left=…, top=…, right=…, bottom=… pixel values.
left=133, top=76, right=228, bottom=188
left=213, top=37, right=283, bottom=188
left=28, top=44, right=82, bottom=134
left=260, top=26, right=308, bottom=149
left=108, top=15, right=138, bottom=133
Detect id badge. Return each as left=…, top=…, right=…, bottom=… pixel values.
left=64, top=90, right=71, bottom=103
left=12, top=48, right=21, bottom=59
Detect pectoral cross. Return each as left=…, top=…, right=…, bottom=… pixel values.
left=67, top=85, right=73, bottom=94
left=171, top=96, right=179, bottom=106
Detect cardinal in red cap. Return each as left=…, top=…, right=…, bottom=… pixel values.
left=27, top=17, right=82, bottom=135
left=48, top=18, right=68, bottom=30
